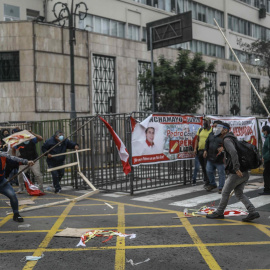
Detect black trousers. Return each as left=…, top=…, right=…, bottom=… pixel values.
left=197, top=150, right=209, bottom=183
left=263, top=161, right=270, bottom=192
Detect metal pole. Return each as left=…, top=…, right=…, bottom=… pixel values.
left=150, top=27, right=155, bottom=112
left=214, top=18, right=270, bottom=116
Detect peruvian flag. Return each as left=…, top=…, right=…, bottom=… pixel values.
left=99, top=117, right=132, bottom=175
left=22, top=172, right=45, bottom=196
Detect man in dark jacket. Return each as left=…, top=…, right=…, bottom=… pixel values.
left=206, top=122, right=260, bottom=222
left=0, top=151, right=34, bottom=222
left=259, top=125, right=270, bottom=195
left=42, top=131, right=79, bottom=193
left=203, top=120, right=225, bottom=193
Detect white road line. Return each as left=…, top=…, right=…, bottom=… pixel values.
left=102, top=194, right=126, bottom=198
left=131, top=185, right=205, bottom=202
left=228, top=195, right=270, bottom=209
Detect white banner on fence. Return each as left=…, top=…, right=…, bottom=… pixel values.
left=131, top=114, right=203, bottom=166
left=208, top=116, right=258, bottom=147
left=258, top=118, right=270, bottom=143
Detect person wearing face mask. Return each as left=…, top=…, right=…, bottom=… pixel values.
left=203, top=120, right=225, bottom=193
left=193, top=117, right=212, bottom=188
left=0, top=129, right=10, bottom=151
left=42, top=130, right=79, bottom=193
left=206, top=122, right=260, bottom=222
left=12, top=130, right=44, bottom=193
left=259, top=125, right=270, bottom=195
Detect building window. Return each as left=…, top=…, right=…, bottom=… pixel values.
left=205, top=72, right=217, bottom=114
left=0, top=51, right=20, bottom=82
left=92, top=55, right=116, bottom=114
left=138, top=61, right=151, bottom=111
left=250, top=78, right=261, bottom=113
left=230, top=75, right=241, bottom=115
left=239, top=0, right=260, bottom=8
left=80, top=14, right=125, bottom=38
left=128, top=24, right=140, bottom=41
left=4, top=4, right=20, bottom=21
left=190, top=40, right=225, bottom=58
left=26, top=9, right=39, bottom=21
left=228, top=14, right=270, bottom=40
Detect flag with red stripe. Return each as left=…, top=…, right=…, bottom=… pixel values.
left=99, top=117, right=132, bottom=175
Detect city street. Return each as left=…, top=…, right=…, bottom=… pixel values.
left=0, top=175, right=269, bottom=270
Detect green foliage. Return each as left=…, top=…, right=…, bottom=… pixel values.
left=138, top=50, right=216, bottom=113
left=239, top=39, right=270, bottom=115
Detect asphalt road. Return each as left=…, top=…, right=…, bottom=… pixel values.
left=0, top=176, right=269, bottom=270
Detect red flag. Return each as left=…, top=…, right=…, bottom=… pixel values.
left=130, top=116, right=137, bottom=132
left=22, top=173, right=45, bottom=196
left=99, top=117, right=132, bottom=175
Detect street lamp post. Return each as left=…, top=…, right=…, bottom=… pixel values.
left=52, top=0, right=88, bottom=120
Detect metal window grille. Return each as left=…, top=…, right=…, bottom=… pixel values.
left=230, top=75, right=241, bottom=115
left=0, top=51, right=20, bottom=82
left=92, top=55, right=116, bottom=114
left=251, top=78, right=260, bottom=110
left=138, top=61, right=151, bottom=111
left=205, top=72, right=217, bottom=114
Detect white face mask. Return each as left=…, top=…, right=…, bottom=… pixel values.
left=214, top=125, right=224, bottom=136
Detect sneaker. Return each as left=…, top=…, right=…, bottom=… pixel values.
left=13, top=213, right=24, bottom=222
left=206, top=185, right=217, bottom=192
left=206, top=212, right=224, bottom=219
left=242, top=212, right=260, bottom=222
left=218, top=189, right=222, bottom=194
left=55, top=189, right=61, bottom=194
left=192, top=180, right=196, bottom=186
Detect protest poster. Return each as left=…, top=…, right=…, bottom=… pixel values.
left=207, top=116, right=258, bottom=147
left=131, top=114, right=203, bottom=166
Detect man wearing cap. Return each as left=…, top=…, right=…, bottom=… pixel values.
left=203, top=120, right=225, bottom=193
left=194, top=117, right=212, bottom=187
left=206, top=122, right=260, bottom=222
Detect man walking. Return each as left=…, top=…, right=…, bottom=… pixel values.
left=203, top=120, right=225, bottom=193
left=0, top=151, right=34, bottom=222
left=259, top=125, right=270, bottom=195
left=13, top=130, right=44, bottom=193
left=206, top=122, right=260, bottom=222
left=194, top=117, right=212, bottom=187
left=42, top=131, right=79, bottom=193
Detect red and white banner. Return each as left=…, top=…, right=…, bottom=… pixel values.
left=99, top=116, right=132, bottom=175
left=22, top=172, right=45, bottom=196
left=207, top=116, right=258, bottom=147
left=131, top=114, right=203, bottom=166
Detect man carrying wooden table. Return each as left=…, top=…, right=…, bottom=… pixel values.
left=42, top=130, right=79, bottom=193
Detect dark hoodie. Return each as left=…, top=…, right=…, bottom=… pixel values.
left=223, top=132, right=242, bottom=174
left=0, top=129, right=10, bottom=151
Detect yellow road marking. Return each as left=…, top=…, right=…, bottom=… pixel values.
left=115, top=204, right=125, bottom=270
left=178, top=213, right=222, bottom=270
left=22, top=202, right=75, bottom=270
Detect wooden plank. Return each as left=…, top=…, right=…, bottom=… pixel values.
left=55, top=228, right=90, bottom=238
left=50, top=148, right=90, bottom=158
left=78, top=171, right=97, bottom=191
left=72, top=189, right=100, bottom=202
left=76, top=150, right=81, bottom=173
left=47, top=162, right=78, bottom=172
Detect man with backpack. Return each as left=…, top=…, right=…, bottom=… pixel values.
left=259, top=125, right=270, bottom=195
left=206, top=122, right=260, bottom=222
left=193, top=117, right=212, bottom=187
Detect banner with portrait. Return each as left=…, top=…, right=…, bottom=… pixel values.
left=207, top=116, right=258, bottom=147
left=131, top=114, right=203, bottom=166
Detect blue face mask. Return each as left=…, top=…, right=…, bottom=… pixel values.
left=262, top=132, right=267, bottom=138
left=24, top=140, right=30, bottom=145
left=58, top=135, right=64, bottom=141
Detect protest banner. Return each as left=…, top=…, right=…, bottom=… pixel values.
left=207, top=116, right=258, bottom=147
left=131, top=114, right=203, bottom=166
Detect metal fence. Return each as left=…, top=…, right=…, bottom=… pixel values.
left=0, top=113, right=202, bottom=194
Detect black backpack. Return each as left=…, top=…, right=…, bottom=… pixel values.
left=225, top=137, right=262, bottom=172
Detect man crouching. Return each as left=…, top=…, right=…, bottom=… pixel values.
left=0, top=151, right=34, bottom=222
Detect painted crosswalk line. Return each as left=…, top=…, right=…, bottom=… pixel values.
left=228, top=195, right=270, bottom=209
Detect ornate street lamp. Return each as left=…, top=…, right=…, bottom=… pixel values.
left=52, top=0, right=88, bottom=120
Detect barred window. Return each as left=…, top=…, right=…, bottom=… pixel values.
left=0, top=52, right=20, bottom=82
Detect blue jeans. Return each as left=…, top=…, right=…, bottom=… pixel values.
left=0, top=178, right=19, bottom=214
left=206, top=161, right=225, bottom=189
left=48, top=164, right=64, bottom=192
left=192, top=155, right=200, bottom=181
